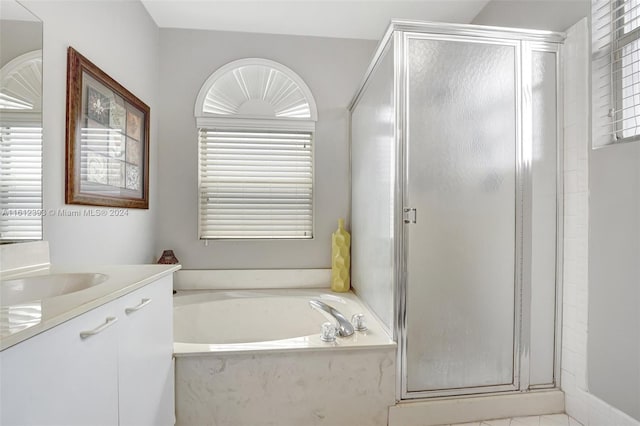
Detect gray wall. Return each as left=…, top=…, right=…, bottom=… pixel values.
left=0, top=20, right=42, bottom=68
left=156, top=28, right=376, bottom=269
left=23, top=0, right=160, bottom=264
left=588, top=142, right=640, bottom=421
left=472, top=0, right=590, bottom=32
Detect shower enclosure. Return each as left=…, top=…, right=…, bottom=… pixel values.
left=349, top=20, right=564, bottom=399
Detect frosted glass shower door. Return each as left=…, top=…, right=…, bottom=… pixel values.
left=404, top=36, right=519, bottom=394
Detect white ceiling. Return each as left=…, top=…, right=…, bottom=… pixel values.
left=141, top=0, right=492, bottom=40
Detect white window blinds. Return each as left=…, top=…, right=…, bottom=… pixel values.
left=593, top=0, right=640, bottom=146
left=0, top=126, right=43, bottom=241
left=199, top=129, right=313, bottom=239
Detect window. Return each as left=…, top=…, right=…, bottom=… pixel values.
left=613, top=0, right=640, bottom=140
left=0, top=50, right=42, bottom=241
left=593, top=0, right=640, bottom=145
left=194, top=59, right=317, bottom=239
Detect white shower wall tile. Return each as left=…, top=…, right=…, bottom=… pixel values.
left=565, top=148, right=578, bottom=171
left=562, top=18, right=640, bottom=426
left=562, top=21, right=590, bottom=423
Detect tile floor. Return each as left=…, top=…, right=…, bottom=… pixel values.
left=448, top=413, right=582, bottom=426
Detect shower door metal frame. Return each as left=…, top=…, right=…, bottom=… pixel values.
left=390, top=24, right=565, bottom=400
left=522, top=40, right=565, bottom=391
left=397, top=30, right=524, bottom=399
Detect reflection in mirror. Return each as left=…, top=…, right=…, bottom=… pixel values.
left=0, top=0, right=43, bottom=242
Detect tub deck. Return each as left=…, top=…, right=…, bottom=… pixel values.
left=173, top=289, right=395, bottom=356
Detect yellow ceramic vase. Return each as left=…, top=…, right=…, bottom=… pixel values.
left=331, top=218, right=351, bottom=292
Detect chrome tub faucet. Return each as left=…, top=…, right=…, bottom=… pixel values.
left=309, top=299, right=355, bottom=337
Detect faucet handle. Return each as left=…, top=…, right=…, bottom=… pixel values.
left=320, top=322, right=337, bottom=342
left=351, top=313, right=367, bottom=331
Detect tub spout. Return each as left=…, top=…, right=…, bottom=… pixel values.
left=309, top=299, right=354, bottom=337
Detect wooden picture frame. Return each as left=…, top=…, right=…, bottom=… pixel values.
left=65, top=47, right=149, bottom=209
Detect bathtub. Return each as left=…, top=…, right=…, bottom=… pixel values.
left=173, top=289, right=396, bottom=426
left=173, top=289, right=394, bottom=354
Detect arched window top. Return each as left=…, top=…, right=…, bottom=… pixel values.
left=195, top=58, right=317, bottom=129
left=0, top=50, right=42, bottom=113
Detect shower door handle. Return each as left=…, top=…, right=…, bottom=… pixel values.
left=403, top=208, right=417, bottom=224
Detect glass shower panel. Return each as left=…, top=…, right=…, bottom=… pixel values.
left=529, top=49, right=558, bottom=386
left=405, top=37, right=518, bottom=392
left=351, top=45, right=396, bottom=331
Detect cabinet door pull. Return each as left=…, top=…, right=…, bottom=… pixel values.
left=79, top=316, right=117, bottom=339
left=125, top=298, right=151, bottom=314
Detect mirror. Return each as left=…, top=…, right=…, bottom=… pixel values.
left=0, top=0, right=43, bottom=243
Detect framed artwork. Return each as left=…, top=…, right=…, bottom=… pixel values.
left=65, top=47, right=149, bottom=209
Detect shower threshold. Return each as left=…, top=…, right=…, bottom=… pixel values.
left=388, top=389, right=565, bottom=426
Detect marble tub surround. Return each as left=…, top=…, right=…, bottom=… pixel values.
left=175, top=347, right=396, bottom=426
left=0, top=263, right=181, bottom=350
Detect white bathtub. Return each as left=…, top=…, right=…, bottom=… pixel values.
left=173, top=289, right=394, bottom=355
left=172, top=289, right=397, bottom=426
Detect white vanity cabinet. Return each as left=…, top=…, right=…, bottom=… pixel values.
left=0, top=274, right=174, bottom=426
left=0, top=295, right=120, bottom=425
left=117, top=275, right=174, bottom=426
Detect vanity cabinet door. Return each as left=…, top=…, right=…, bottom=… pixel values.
left=117, top=275, right=174, bottom=426
left=0, top=301, right=119, bottom=426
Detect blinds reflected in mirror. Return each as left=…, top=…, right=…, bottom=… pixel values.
left=0, top=126, right=42, bottom=241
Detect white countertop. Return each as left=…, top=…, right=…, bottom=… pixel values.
left=0, top=264, right=181, bottom=351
